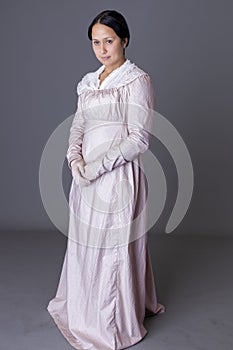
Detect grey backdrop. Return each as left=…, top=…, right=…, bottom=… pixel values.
left=1, top=0, right=232, bottom=235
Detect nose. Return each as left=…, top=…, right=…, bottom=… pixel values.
left=100, top=42, right=107, bottom=54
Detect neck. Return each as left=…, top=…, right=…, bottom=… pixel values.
left=104, top=57, right=126, bottom=74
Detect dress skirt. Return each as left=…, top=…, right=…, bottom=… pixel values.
left=47, top=159, right=165, bottom=349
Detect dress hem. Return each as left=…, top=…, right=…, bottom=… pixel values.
left=47, top=301, right=166, bottom=350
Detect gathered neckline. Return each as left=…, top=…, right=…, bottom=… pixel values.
left=76, top=59, right=148, bottom=95
left=97, top=58, right=130, bottom=90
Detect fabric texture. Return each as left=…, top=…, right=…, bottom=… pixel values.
left=47, top=58, right=166, bottom=350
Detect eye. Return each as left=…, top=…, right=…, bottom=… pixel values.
left=106, top=39, right=113, bottom=44
left=93, top=41, right=100, bottom=46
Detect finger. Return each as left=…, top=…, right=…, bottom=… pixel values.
left=80, top=178, right=91, bottom=186
left=79, top=167, right=85, bottom=177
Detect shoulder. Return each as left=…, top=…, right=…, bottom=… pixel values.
left=119, top=63, right=155, bottom=96
left=76, top=72, right=95, bottom=96
left=124, top=64, right=155, bottom=109
left=76, top=65, right=103, bottom=95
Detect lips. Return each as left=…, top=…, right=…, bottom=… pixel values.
left=101, top=56, right=110, bottom=60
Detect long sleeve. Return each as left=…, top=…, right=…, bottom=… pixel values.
left=118, top=73, right=155, bottom=162
left=83, top=74, right=155, bottom=181
left=66, top=92, right=85, bottom=169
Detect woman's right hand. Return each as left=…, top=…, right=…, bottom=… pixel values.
left=70, top=159, right=91, bottom=186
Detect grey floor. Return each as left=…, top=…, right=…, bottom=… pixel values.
left=0, top=231, right=232, bottom=350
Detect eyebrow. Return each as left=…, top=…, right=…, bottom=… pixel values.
left=92, top=37, right=114, bottom=40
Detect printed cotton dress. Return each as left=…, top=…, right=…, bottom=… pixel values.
left=47, top=59, right=165, bottom=350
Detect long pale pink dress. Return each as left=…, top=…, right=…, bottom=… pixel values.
left=47, top=59, right=165, bottom=350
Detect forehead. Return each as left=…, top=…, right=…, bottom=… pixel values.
left=92, top=23, right=116, bottom=39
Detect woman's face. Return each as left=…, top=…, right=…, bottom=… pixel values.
left=91, top=23, right=127, bottom=70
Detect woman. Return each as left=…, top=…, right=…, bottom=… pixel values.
left=47, top=9, right=165, bottom=350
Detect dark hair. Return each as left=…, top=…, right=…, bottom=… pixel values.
left=88, top=10, right=130, bottom=52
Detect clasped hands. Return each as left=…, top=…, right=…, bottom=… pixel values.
left=70, top=157, right=104, bottom=187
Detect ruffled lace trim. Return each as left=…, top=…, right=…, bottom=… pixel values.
left=77, top=59, right=149, bottom=95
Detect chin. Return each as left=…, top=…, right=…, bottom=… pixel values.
left=99, top=57, right=112, bottom=64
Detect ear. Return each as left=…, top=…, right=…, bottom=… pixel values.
left=122, top=38, right=128, bottom=48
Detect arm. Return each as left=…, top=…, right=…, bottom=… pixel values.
left=66, top=92, right=85, bottom=169
left=82, top=74, right=155, bottom=181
